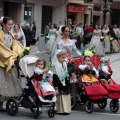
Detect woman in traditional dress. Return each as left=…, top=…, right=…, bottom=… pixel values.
left=46, top=24, right=57, bottom=51
left=0, top=17, right=23, bottom=111
left=52, top=49, right=71, bottom=114
left=11, top=23, right=26, bottom=48
left=51, top=26, right=81, bottom=60
left=109, top=27, right=119, bottom=52
left=89, top=24, right=105, bottom=56
left=102, top=25, right=110, bottom=53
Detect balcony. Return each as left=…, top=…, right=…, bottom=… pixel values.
left=68, top=0, right=84, bottom=4
left=93, top=0, right=112, bottom=6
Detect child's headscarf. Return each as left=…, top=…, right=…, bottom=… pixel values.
left=52, top=49, right=68, bottom=86
left=99, top=56, right=111, bottom=74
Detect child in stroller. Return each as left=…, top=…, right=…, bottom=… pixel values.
left=78, top=55, right=99, bottom=85
left=6, top=55, right=56, bottom=119
left=98, top=56, right=113, bottom=85
left=34, top=58, right=56, bottom=100
left=70, top=54, right=108, bottom=113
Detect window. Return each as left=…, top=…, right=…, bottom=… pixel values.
left=24, top=4, right=34, bottom=25
left=84, top=0, right=93, bottom=3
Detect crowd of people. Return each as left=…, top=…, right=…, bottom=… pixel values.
left=0, top=16, right=119, bottom=116
left=44, top=22, right=120, bottom=56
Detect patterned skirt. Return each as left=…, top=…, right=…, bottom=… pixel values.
left=0, top=67, right=22, bottom=102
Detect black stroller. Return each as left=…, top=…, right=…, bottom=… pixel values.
left=6, top=55, right=56, bottom=119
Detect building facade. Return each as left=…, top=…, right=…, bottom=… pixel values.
left=0, top=0, right=120, bottom=37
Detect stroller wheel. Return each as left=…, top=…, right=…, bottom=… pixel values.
left=30, top=107, right=34, bottom=113
left=6, top=98, right=18, bottom=116
left=71, top=94, right=76, bottom=110
left=97, top=100, right=107, bottom=109
left=30, top=107, right=42, bottom=114
left=48, top=109, right=55, bottom=118
left=85, top=101, right=94, bottom=113
left=33, top=108, right=40, bottom=119
left=110, top=100, right=119, bottom=113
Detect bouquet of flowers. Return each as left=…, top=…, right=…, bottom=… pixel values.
left=89, top=45, right=96, bottom=55
left=19, top=47, right=31, bottom=58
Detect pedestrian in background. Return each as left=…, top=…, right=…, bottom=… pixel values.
left=44, top=22, right=51, bottom=41
left=23, top=23, right=32, bottom=47
left=11, top=23, right=26, bottom=48
left=31, top=21, right=36, bottom=38
left=45, top=24, right=57, bottom=51
left=84, top=24, right=94, bottom=47
left=75, top=23, right=84, bottom=49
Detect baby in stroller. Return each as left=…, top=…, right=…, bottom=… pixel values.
left=34, top=58, right=56, bottom=100
left=98, top=56, right=113, bottom=85
left=78, top=55, right=99, bottom=85
left=6, top=55, right=56, bottom=119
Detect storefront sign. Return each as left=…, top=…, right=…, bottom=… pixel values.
left=67, top=4, right=85, bottom=13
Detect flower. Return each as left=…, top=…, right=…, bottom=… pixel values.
left=47, top=62, right=53, bottom=70
left=84, top=50, right=93, bottom=57
left=46, top=36, right=50, bottom=39
left=19, top=47, right=31, bottom=58
left=89, top=46, right=96, bottom=55
left=81, top=49, right=94, bottom=57
left=109, top=37, right=113, bottom=41
left=100, top=36, right=105, bottom=42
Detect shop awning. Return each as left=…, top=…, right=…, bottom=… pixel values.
left=3, top=0, right=27, bottom=4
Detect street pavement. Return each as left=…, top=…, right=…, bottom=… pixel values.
left=0, top=42, right=120, bottom=120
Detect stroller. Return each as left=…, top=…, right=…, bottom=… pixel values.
left=69, top=56, right=108, bottom=113
left=6, top=55, right=56, bottom=119
left=92, top=56, right=120, bottom=113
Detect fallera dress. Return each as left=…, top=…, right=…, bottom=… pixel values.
left=0, top=30, right=22, bottom=102
left=90, top=29, right=105, bottom=56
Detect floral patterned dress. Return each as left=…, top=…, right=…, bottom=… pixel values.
left=0, top=33, right=22, bottom=102
left=56, top=39, right=81, bottom=59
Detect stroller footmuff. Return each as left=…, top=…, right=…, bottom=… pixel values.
left=100, top=80, right=120, bottom=113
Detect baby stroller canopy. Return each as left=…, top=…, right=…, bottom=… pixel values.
left=19, top=55, right=39, bottom=78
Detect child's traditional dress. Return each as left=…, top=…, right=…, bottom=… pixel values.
left=98, top=57, right=112, bottom=82
left=52, top=58, right=71, bottom=114
left=34, top=67, right=56, bottom=100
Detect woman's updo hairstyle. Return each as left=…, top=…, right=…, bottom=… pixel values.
left=61, top=26, right=66, bottom=33
left=3, top=17, right=12, bottom=25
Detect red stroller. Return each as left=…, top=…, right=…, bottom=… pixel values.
left=87, top=56, right=120, bottom=113
left=69, top=56, right=108, bottom=113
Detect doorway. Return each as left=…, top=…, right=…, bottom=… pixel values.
left=41, top=5, right=52, bottom=34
